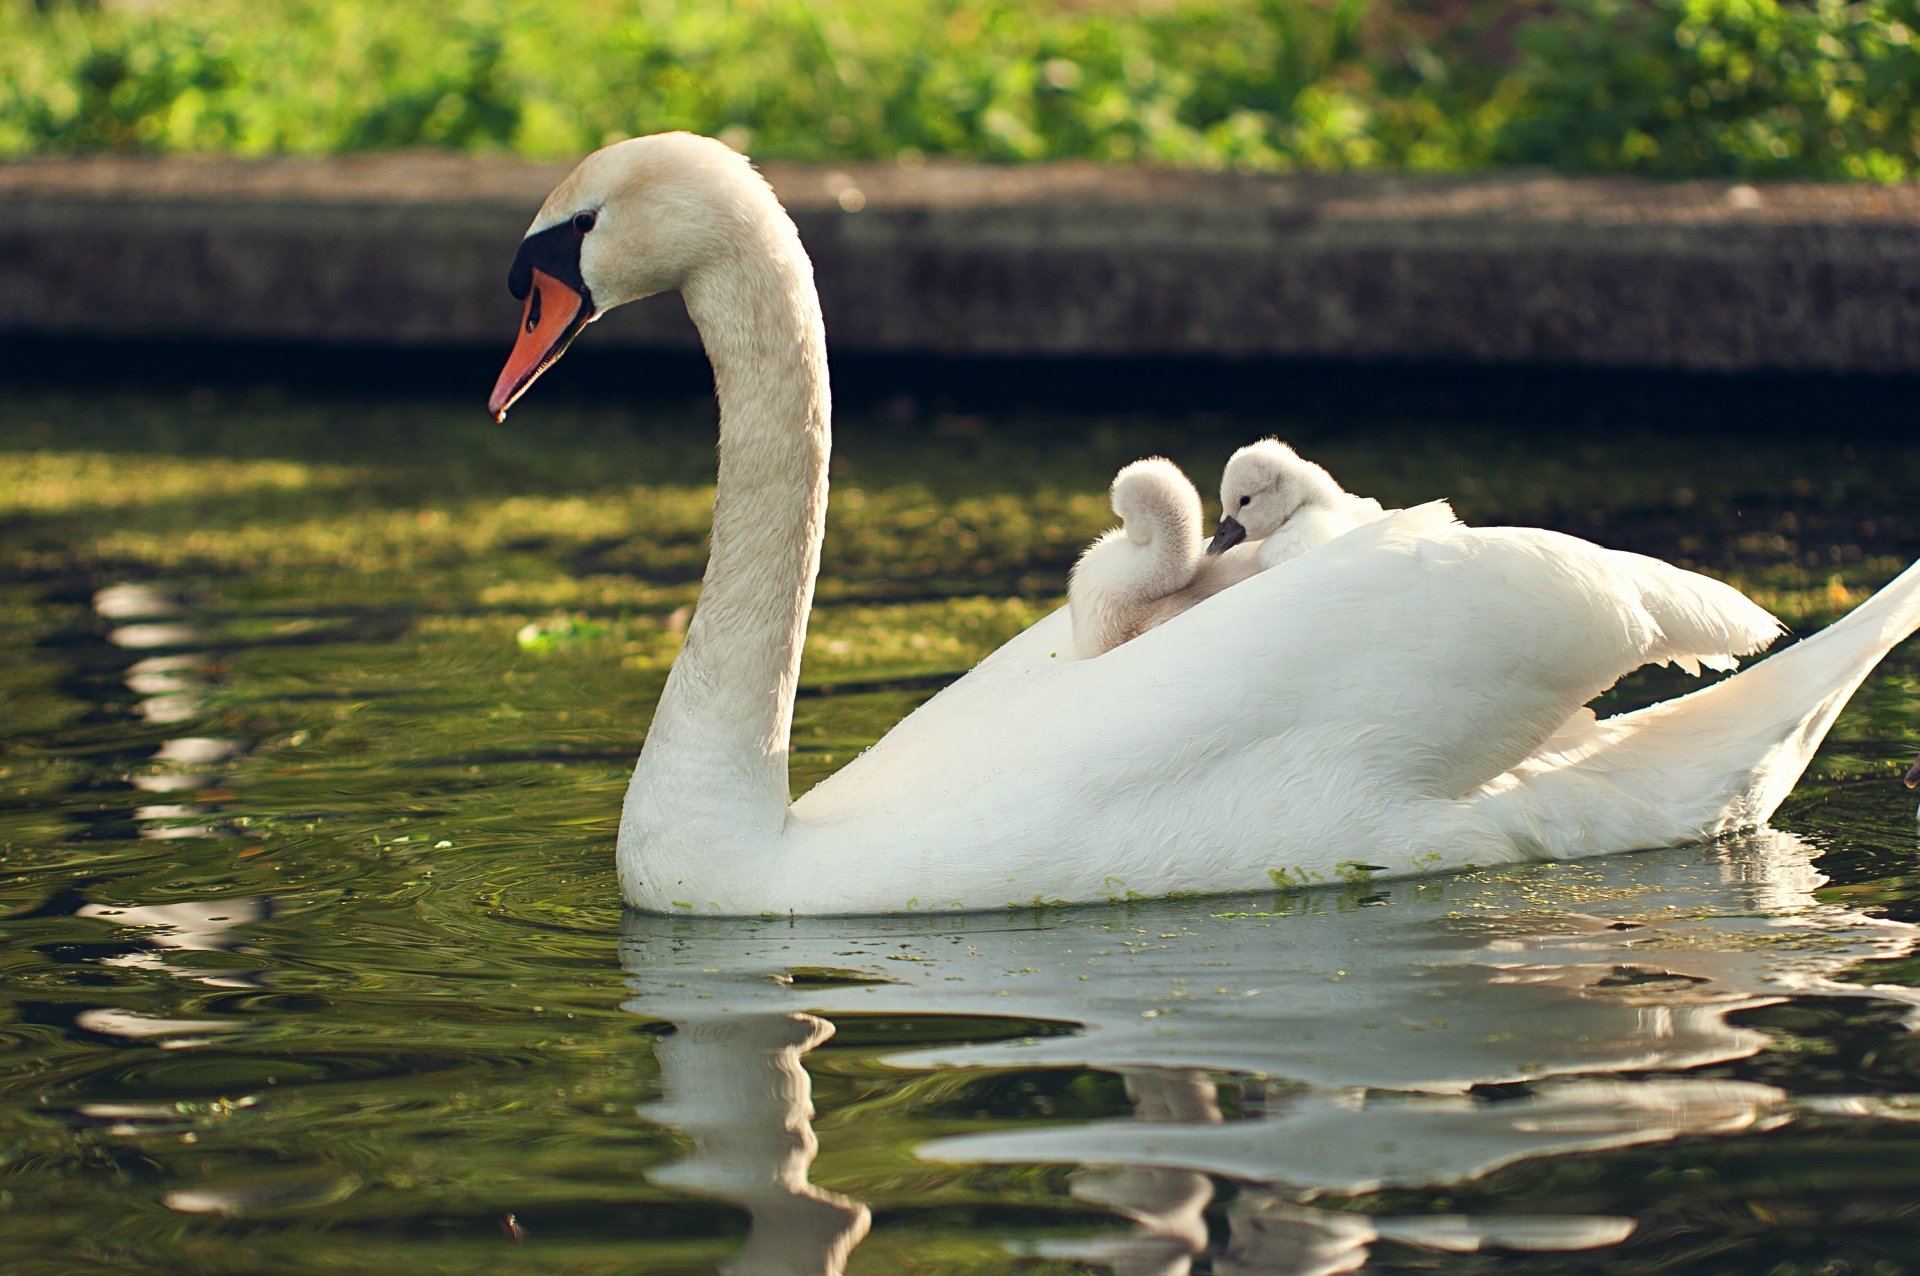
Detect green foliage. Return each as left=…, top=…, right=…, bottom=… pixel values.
left=1502, top=0, right=1920, bottom=179
left=1, top=0, right=1916, bottom=177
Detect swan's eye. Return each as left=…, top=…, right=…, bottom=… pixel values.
left=573, top=210, right=598, bottom=234
left=1238, top=496, right=1251, bottom=508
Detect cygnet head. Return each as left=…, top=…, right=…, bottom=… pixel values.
left=490, top=132, right=793, bottom=418
left=1111, top=457, right=1203, bottom=547
left=1208, top=438, right=1342, bottom=554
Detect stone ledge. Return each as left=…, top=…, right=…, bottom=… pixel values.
left=3, top=153, right=1918, bottom=373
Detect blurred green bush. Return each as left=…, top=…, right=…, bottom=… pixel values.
left=1505, top=0, right=1920, bottom=179
left=2, top=0, right=1915, bottom=179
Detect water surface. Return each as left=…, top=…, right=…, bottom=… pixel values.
left=4, top=387, right=1920, bottom=1273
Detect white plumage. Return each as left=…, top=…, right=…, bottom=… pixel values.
left=488, top=133, right=1920, bottom=916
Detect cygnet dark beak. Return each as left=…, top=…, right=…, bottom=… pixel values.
left=1903, top=755, right=1920, bottom=789
left=1207, top=516, right=1247, bottom=555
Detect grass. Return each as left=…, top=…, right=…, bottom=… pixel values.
left=3, top=0, right=1918, bottom=180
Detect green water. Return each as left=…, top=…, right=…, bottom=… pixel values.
left=4, top=386, right=1920, bottom=1273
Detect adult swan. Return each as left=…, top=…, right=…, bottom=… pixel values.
left=487, top=133, right=1920, bottom=916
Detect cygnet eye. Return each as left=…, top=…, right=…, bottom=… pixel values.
left=1238, top=495, right=1251, bottom=508
left=572, top=210, right=598, bottom=234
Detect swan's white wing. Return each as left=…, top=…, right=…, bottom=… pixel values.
left=1355, top=515, right=1782, bottom=794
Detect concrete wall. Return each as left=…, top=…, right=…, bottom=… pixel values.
left=3, top=153, right=1918, bottom=373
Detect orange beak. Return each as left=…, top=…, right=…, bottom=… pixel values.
left=488, top=268, right=592, bottom=421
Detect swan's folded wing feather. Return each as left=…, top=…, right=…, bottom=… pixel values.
left=1602, top=547, right=1784, bottom=672
left=1297, top=513, right=1784, bottom=797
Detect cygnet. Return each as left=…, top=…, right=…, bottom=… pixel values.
left=1070, top=457, right=1261, bottom=658
left=1208, top=438, right=1386, bottom=569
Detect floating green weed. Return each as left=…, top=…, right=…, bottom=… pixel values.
left=515, top=614, right=613, bottom=652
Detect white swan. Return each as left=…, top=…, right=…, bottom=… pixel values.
left=1068, top=457, right=1260, bottom=659
left=1208, top=437, right=1387, bottom=567
left=486, top=132, right=1920, bottom=916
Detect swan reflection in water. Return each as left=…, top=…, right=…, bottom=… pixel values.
left=619, top=831, right=1920, bottom=1275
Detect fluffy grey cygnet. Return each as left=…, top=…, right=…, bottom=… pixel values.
left=1070, top=457, right=1260, bottom=658
left=1209, top=438, right=1386, bottom=568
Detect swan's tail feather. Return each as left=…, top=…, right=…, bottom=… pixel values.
left=1483, top=558, right=1920, bottom=856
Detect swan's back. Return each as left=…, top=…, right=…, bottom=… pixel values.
left=796, top=503, right=1782, bottom=876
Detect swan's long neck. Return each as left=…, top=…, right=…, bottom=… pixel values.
left=622, top=208, right=829, bottom=871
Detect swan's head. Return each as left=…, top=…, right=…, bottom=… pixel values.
left=1208, top=438, right=1339, bottom=554
left=1110, top=457, right=1202, bottom=547
left=488, top=132, right=785, bottom=419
